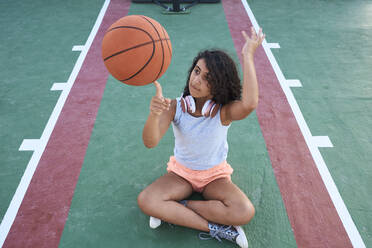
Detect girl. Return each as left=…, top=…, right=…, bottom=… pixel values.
left=138, top=27, right=265, bottom=248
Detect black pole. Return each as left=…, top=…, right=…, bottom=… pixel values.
left=173, top=0, right=181, bottom=12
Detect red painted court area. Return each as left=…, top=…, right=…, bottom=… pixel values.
left=1, top=0, right=370, bottom=247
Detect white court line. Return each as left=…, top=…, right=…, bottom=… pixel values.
left=19, top=139, right=41, bottom=151
left=0, top=1, right=111, bottom=247
left=50, top=82, right=68, bottom=91
left=267, top=42, right=280, bottom=49
left=286, top=79, right=302, bottom=87
left=72, top=45, right=85, bottom=51
left=313, top=136, right=333, bottom=148
left=240, top=0, right=366, bottom=247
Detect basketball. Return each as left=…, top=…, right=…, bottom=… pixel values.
left=102, top=15, right=172, bottom=86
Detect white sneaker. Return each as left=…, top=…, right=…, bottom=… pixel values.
left=234, top=225, right=249, bottom=248
left=149, top=216, right=162, bottom=229
left=199, top=223, right=248, bottom=248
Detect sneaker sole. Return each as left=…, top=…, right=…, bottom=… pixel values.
left=234, top=226, right=248, bottom=248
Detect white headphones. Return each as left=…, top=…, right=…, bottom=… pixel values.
left=180, top=95, right=220, bottom=118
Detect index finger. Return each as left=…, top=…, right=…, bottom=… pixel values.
left=153, top=81, right=163, bottom=98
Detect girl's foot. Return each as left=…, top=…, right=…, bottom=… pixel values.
left=199, top=223, right=248, bottom=248
left=149, top=216, right=162, bottom=229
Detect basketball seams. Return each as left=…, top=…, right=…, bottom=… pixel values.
left=116, top=39, right=170, bottom=82
left=161, top=26, right=172, bottom=58
left=120, top=41, right=155, bottom=81
left=140, top=16, right=165, bottom=82
left=107, top=25, right=149, bottom=34
left=103, top=38, right=170, bottom=61
left=104, top=24, right=156, bottom=82
left=140, top=16, right=165, bottom=81
left=103, top=25, right=155, bottom=61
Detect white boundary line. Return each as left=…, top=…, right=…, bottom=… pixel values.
left=0, top=1, right=110, bottom=247
left=72, top=45, right=85, bottom=51
left=50, top=82, right=68, bottom=91
left=286, top=79, right=302, bottom=87
left=313, top=136, right=333, bottom=148
left=240, top=1, right=366, bottom=247
left=18, top=139, right=41, bottom=151
left=267, top=42, right=280, bottom=49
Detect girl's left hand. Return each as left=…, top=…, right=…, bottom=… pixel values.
left=241, top=27, right=265, bottom=58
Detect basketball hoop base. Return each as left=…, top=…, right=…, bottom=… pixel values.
left=162, top=8, right=191, bottom=14
left=132, top=0, right=220, bottom=14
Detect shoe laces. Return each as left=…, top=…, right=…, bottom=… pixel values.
left=199, top=224, right=238, bottom=242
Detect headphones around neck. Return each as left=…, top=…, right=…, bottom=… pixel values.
left=180, top=95, right=220, bottom=118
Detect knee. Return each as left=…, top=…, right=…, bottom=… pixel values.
left=230, top=200, right=255, bottom=225
left=137, top=189, right=155, bottom=215
left=239, top=200, right=255, bottom=224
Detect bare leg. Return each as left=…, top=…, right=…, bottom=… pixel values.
left=137, top=172, right=209, bottom=231
left=186, top=178, right=255, bottom=226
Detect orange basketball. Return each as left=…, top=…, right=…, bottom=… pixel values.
left=102, top=15, right=172, bottom=86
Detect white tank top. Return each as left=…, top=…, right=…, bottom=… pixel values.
left=171, top=97, right=231, bottom=170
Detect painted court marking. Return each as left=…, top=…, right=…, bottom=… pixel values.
left=286, top=79, right=302, bottom=87
left=241, top=0, right=365, bottom=247
left=50, top=82, right=68, bottom=91
left=266, top=42, right=280, bottom=49
left=0, top=0, right=111, bottom=247
left=313, top=136, right=334, bottom=148
left=72, top=45, right=85, bottom=51
left=18, top=139, right=41, bottom=152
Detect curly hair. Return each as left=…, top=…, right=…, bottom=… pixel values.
left=182, top=49, right=242, bottom=105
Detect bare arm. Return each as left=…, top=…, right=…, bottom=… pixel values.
left=221, top=27, right=265, bottom=125
left=142, top=81, right=175, bottom=148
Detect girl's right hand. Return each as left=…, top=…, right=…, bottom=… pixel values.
left=241, top=27, right=265, bottom=58
left=150, top=81, right=171, bottom=116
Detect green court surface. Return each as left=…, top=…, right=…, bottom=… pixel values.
left=1, top=0, right=371, bottom=247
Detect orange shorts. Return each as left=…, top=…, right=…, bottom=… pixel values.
left=166, top=156, right=233, bottom=193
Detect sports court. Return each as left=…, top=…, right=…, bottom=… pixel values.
left=0, top=0, right=371, bottom=247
